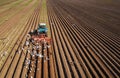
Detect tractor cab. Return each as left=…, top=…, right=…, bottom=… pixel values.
left=37, top=23, right=48, bottom=33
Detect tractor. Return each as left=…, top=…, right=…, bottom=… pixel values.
left=28, top=23, right=51, bottom=44
left=38, top=23, right=48, bottom=34
left=29, top=23, right=48, bottom=36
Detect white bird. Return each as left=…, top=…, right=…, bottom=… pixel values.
left=22, top=47, right=24, bottom=51
left=47, top=45, right=51, bottom=48
left=26, top=41, right=29, bottom=46
left=27, top=50, right=30, bottom=53
left=36, top=53, right=44, bottom=58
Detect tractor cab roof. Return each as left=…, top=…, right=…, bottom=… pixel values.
left=39, top=23, right=46, bottom=28
left=40, top=23, right=46, bottom=26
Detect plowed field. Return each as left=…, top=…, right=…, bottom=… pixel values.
left=0, top=0, right=120, bottom=78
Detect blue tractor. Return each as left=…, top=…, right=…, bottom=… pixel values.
left=37, top=23, right=48, bottom=33
left=28, top=23, right=48, bottom=36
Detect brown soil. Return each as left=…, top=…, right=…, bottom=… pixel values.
left=0, top=0, right=120, bottom=78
